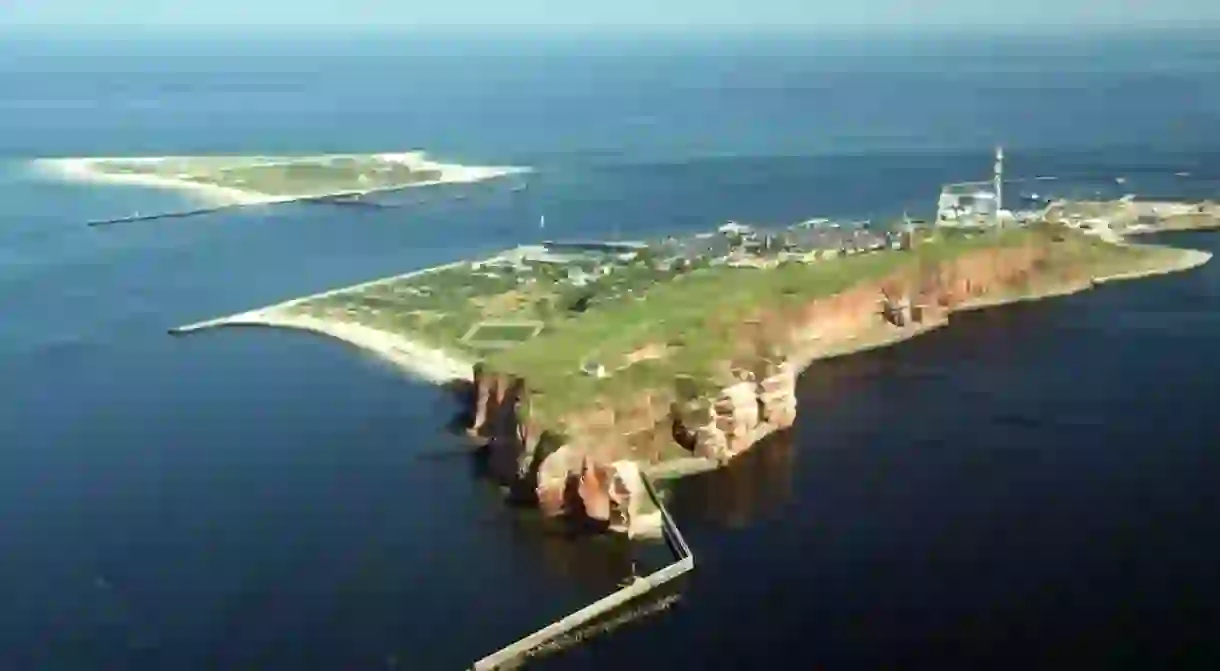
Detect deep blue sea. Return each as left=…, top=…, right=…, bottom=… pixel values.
left=2, top=31, right=1219, bottom=670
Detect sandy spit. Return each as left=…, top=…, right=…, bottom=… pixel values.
left=31, top=157, right=291, bottom=206
left=209, top=309, right=476, bottom=384
left=172, top=259, right=479, bottom=384
left=1091, top=247, right=1212, bottom=284
left=31, top=153, right=530, bottom=207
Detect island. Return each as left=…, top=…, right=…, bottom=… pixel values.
left=34, top=152, right=527, bottom=205
left=169, top=201, right=1215, bottom=538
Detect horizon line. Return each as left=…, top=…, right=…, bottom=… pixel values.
left=4, top=20, right=1220, bottom=39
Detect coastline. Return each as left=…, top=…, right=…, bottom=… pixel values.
left=31, top=152, right=529, bottom=207
left=32, top=157, right=293, bottom=206
left=639, top=244, right=1214, bottom=482
left=1090, top=247, right=1212, bottom=284
left=801, top=245, right=1211, bottom=360
left=170, top=259, right=478, bottom=384
left=170, top=241, right=1212, bottom=479
left=959, top=245, right=1212, bottom=313
left=178, top=308, right=475, bottom=384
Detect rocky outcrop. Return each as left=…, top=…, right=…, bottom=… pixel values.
left=672, top=360, right=798, bottom=462
left=465, top=235, right=1107, bottom=534
left=529, top=451, right=661, bottom=537
left=468, top=365, right=538, bottom=488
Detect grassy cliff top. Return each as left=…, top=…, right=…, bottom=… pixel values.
left=287, top=221, right=1169, bottom=425
left=485, top=224, right=1165, bottom=423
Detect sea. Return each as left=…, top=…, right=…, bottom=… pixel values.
left=1, top=30, right=1219, bottom=670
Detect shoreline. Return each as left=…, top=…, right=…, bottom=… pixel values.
left=31, top=153, right=529, bottom=207
left=1090, top=246, right=1212, bottom=284
left=645, top=244, right=1212, bottom=481
left=170, top=242, right=1212, bottom=474
left=170, top=259, right=479, bottom=384
left=779, top=245, right=1211, bottom=370
left=32, top=157, right=287, bottom=206
left=176, top=308, right=475, bottom=385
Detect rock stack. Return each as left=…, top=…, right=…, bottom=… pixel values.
left=757, top=361, right=797, bottom=429
left=532, top=452, right=662, bottom=537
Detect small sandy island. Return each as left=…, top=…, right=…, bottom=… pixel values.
left=32, top=152, right=529, bottom=206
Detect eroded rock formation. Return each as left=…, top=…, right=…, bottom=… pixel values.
left=467, top=237, right=1098, bottom=534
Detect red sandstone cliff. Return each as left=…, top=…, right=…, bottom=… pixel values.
left=466, top=236, right=1098, bottom=534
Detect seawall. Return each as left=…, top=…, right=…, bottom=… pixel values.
left=469, top=471, right=693, bottom=670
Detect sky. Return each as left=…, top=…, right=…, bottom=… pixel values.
left=4, top=0, right=1219, bottom=32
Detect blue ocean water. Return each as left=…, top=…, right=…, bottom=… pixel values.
left=1, top=31, right=1219, bottom=669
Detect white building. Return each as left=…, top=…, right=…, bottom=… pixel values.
left=718, top=222, right=753, bottom=236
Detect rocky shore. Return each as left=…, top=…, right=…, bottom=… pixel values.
left=169, top=228, right=1212, bottom=539
left=462, top=241, right=1211, bottom=537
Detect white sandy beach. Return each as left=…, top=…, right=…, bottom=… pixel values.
left=186, top=307, right=476, bottom=384
left=1091, top=247, right=1212, bottom=284
left=32, top=152, right=529, bottom=207
left=32, top=157, right=292, bottom=206
left=171, top=259, right=482, bottom=384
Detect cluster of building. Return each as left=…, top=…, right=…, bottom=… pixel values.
left=937, top=183, right=1049, bottom=226
left=469, top=216, right=921, bottom=295
left=653, top=220, right=912, bottom=270
left=935, top=147, right=1045, bottom=228
left=470, top=240, right=643, bottom=288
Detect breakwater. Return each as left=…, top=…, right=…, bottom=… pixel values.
left=85, top=191, right=415, bottom=228
left=470, top=473, right=694, bottom=670
left=86, top=203, right=247, bottom=227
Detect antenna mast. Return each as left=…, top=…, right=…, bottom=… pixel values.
left=993, top=145, right=1004, bottom=227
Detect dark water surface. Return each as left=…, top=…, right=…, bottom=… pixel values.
left=2, top=32, right=1219, bottom=670
left=557, top=232, right=1220, bottom=668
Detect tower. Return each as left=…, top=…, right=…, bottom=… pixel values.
left=993, top=145, right=1004, bottom=227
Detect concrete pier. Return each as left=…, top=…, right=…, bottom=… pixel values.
left=86, top=184, right=437, bottom=228
left=470, top=474, right=694, bottom=671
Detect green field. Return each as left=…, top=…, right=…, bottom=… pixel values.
left=291, top=224, right=1167, bottom=425
left=464, top=322, right=544, bottom=344
left=293, top=264, right=531, bottom=357
left=290, top=252, right=698, bottom=359
left=486, top=225, right=1161, bottom=423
